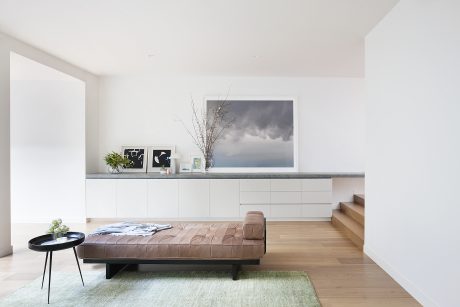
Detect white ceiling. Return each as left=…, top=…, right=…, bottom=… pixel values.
left=0, top=0, right=398, bottom=77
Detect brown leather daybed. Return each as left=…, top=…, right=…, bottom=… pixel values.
left=77, top=211, right=266, bottom=280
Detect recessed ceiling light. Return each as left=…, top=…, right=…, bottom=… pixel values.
left=252, top=55, right=260, bottom=59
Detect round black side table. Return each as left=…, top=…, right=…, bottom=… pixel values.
left=28, top=232, right=85, bottom=304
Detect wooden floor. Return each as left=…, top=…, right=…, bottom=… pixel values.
left=0, top=221, right=420, bottom=306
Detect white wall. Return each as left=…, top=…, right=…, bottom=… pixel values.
left=0, top=32, right=99, bottom=173
left=10, top=53, right=86, bottom=223
left=0, top=35, right=12, bottom=257
left=97, top=76, right=366, bottom=173
left=365, top=1, right=460, bottom=306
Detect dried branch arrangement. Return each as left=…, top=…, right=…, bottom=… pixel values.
left=181, top=98, right=234, bottom=170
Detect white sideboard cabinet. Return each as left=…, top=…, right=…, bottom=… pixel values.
left=86, top=176, right=335, bottom=220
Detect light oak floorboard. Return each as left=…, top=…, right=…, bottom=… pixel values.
left=0, top=221, right=420, bottom=306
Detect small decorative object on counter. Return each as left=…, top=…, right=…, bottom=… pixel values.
left=170, top=153, right=181, bottom=174
left=191, top=155, right=205, bottom=173
left=104, top=151, right=133, bottom=173
left=180, top=163, right=192, bottom=173
left=160, top=165, right=167, bottom=175
left=47, top=218, right=70, bottom=242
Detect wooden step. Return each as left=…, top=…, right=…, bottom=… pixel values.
left=354, top=194, right=365, bottom=206
left=332, top=209, right=364, bottom=249
left=340, top=202, right=365, bottom=226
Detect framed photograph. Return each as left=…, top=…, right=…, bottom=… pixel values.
left=147, top=145, right=175, bottom=172
left=190, top=155, right=205, bottom=173
left=179, top=163, right=192, bottom=173
left=121, top=146, right=148, bottom=173
left=206, top=96, right=298, bottom=172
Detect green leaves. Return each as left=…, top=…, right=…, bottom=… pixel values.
left=104, top=151, right=134, bottom=169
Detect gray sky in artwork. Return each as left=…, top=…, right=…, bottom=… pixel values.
left=207, top=100, right=294, bottom=167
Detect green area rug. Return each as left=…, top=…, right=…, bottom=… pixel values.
left=0, top=271, right=320, bottom=307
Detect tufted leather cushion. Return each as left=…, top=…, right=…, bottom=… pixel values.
left=243, top=211, right=265, bottom=240
left=77, top=218, right=265, bottom=260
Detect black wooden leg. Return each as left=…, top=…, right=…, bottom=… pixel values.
left=48, top=251, right=53, bottom=304
left=72, top=247, right=84, bottom=286
left=106, top=263, right=128, bottom=279
left=232, top=264, right=241, bottom=280
left=41, top=251, right=48, bottom=290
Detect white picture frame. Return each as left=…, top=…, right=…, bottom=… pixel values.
left=121, top=146, right=148, bottom=173
left=205, top=96, right=299, bottom=173
left=190, top=155, right=205, bottom=173
left=147, top=145, right=176, bottom=172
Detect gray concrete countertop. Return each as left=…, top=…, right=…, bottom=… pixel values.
left=86, top=172, right=365, bottom=179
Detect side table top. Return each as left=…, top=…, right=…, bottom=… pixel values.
left=28, top=232, right=85, bottom=252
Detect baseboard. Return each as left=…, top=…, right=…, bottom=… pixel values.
left=364, top=244, right=439, bottom=307
left=0, top=245, right=13, bottom=258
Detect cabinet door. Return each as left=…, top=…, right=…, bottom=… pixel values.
left=270, top=179, right=302, bottom=191
left=240, top=204, right=270, bottom=218
left=147, top=180, right=179, bottom=218
left=178, top=179, right=210, bottom=218
left=240, top=179, right=270, bottom=191
left=86, top=179, right=116, bottom=218
left=210, top=179, right=239, bottom=217
left=116, top=179, right=148, bottom=218
left=302, top=179, right=332, bottom=191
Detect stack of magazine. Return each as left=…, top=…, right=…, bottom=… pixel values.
left=90, top=222, right=172, bottom=236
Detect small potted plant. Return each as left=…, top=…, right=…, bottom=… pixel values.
left=104, top=151, right=133, bottom=173
left=47, top=219, right=70, bottom=242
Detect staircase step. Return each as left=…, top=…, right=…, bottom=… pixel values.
left=340, top=202, right=365, bottom=226
left=332, top=209, right=364, bottom=249
left=354, top=194, right=365, bottom=206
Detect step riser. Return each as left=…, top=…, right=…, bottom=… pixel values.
left=332, top=216, right=364, bottom=249
left=354, top=195, right=365, bottom=206
left=340, top=203, right=365, bottom=227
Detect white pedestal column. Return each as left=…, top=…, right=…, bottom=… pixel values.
left=0, top=37, right=12, bottom=257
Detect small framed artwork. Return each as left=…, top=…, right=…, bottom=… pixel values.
left=147, top=145, right=175, bottom=172
left=179, top=163, right=192, bottom=173
left=190, top=155, right=205, bottom=173
left=121, top=146, right=148, bottom=173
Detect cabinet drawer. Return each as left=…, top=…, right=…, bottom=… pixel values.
left=240, top=179, right=270, bottom=192
left=301, top=204, right=332, bottom=217
left=270, top=192, right=302, bottom=204
left=240, top=205, right=270, bottom=217
left=271, top=205, right=301, bottom=218
left=302, top=179, right=332, bottom=191
left=240, top=191, right=270, bottom=204
left=270, top=179, right=302, bottom=191
left=302, top=191, right=332, bottom=203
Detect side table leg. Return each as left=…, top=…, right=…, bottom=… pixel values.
left=41, top=251, right=49, bottom=289
left=72, top=247, right=84, bottom=286
left=48, top=251, right=52, bottom=304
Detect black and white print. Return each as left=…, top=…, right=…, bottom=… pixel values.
left=147, top=146, right=175, bottom=172
left=151, top=150, right=172, bottom=168
left=207, top=99, right=295, bottom=169
left=122, top=147, right=148, bottom=172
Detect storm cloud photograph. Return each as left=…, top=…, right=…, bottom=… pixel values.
left=208, top=99, right=295, bottom=168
